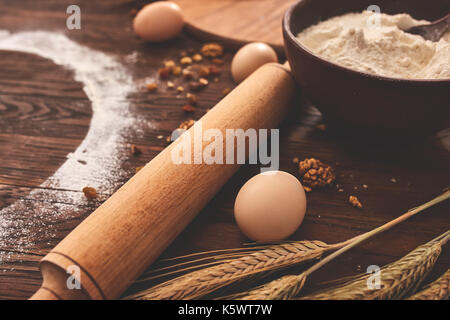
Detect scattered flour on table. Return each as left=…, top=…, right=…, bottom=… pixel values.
left=0, top=31, right=141, bottom=263
left=296, top=11, right=450, bottom=79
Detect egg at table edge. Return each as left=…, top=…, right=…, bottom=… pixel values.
left=234, top=171, right=307, bottom=242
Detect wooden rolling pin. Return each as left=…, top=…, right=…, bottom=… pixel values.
left=30, top=62, right=297, bottom=300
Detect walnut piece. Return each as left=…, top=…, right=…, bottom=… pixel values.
left=201, top=43, right=224, bottom=58
left=298, top=158, right=335, bottom=189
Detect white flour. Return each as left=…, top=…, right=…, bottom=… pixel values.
left=0, top=31, right=140, bottom=263
left=296, top=11, right=450, bottom=79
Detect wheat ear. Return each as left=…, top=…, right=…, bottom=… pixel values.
left=407, top=269, right=450, bottom=300
left=298, top=231, right=449, bottom=300
left=125, top=240, right=333, bottom=300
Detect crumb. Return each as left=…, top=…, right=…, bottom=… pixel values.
left=77, top=160, right=87, bottom=165
left=213, top=77, right=220, bottom=83
left=316, top=123, right=326, bottom=131
left=130, top=144, right=142, bottom=156
left=292, top=157, right=299, bottom=164
left=199, top=78, right=209, bottom=86
left=199, top=66, right=210, bottom=77
left=135, top=166, right=144, bottom=173
left=362, top=184, right=368, bottom=189
left=349, top=195, right=363, bottom=208
left=208, top=65, right=221, bottom=76
left=164, top=60, right=176, bottom=70
left=222, top=87, right=231, bottom=96
left=188, top=81, right=205, bottom=91
left=146, top=82, right=158, bottom=92
left=176, top=86, right=184, bottom=92
left=167, top=81, right=175, bottom=89
left=212, top=58, right=224, bottom=65
left=129, top=8, right=137, bottom=16
left=390, top=178, right=397, bottom=183
left=201, top=43, right=224, bottom=58
left=182, top=104, right=196, bottom=113
left=186, top=93, right=197, bottom=105
left=303, top=186, right=312, bottom=192
left=192, top=53, right=203, bottom=62
left=338, top=188, right=344, bottom=192
left=82, top=187, right=97, bottom=200
left=157, top=135, right=164, bottom=139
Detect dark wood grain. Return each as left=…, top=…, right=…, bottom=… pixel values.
left=0, top=0, right=449, bottom=300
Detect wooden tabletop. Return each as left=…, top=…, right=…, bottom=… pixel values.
left=0, top=0, right=449, bottom=300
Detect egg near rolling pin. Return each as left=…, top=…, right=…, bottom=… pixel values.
left=133, top=1, right=184, bottom=42
left=234, top=171, right=307, bottom=242
left=231, top=42, right=278, bottom=83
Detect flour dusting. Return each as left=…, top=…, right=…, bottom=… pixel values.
left=0, top=31, right=139, bottom=263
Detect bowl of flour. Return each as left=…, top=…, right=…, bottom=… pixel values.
left=283, top=0, right=449, bottom=139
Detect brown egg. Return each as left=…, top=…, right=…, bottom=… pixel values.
left=231, top=42, right=278, bottom=83
left=133, top=1, right=184, bottom=42
left=234, top=171, right=307, bottom=242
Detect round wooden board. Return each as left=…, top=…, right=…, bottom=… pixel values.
left=173, top=0, right=294, bottom=51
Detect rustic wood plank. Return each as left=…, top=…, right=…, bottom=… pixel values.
left=0, top=0, right=448, bottom=300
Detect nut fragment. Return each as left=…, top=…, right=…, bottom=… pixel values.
left=146, top=82, right=158, bottom=92
left=182, top=68, right=194, bottom=79
left=158, top=67, right=170, bottom=79
left=82, top=187, right=97, bottom=200
left=180, top=56, right=192, bottom=65
left=164, top=60, right=176, bottom=70
left=199, top=78, right=209, bottom=86
left=192, top=53, right=203, bottom=62
left=298, top=158, right=335, bottom=189
left=176, top=85, right=184, bottom=92
left=201, top=43, right=224, bottom=58
left=349, top=195, right=363, bottom=208
left=172, top=66, right=182, bottom=76
left=179, top=119, right=196, bottom=130
left=199, top=66, right=210, bottom=77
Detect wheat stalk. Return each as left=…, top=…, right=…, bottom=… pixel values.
left=236, top=191, right=450, bottom=300
left=407, top=269, right=450, bottom=300
left=126, top=240, right=333, bottom=300
left=127, top=190, right=449, bottom=300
